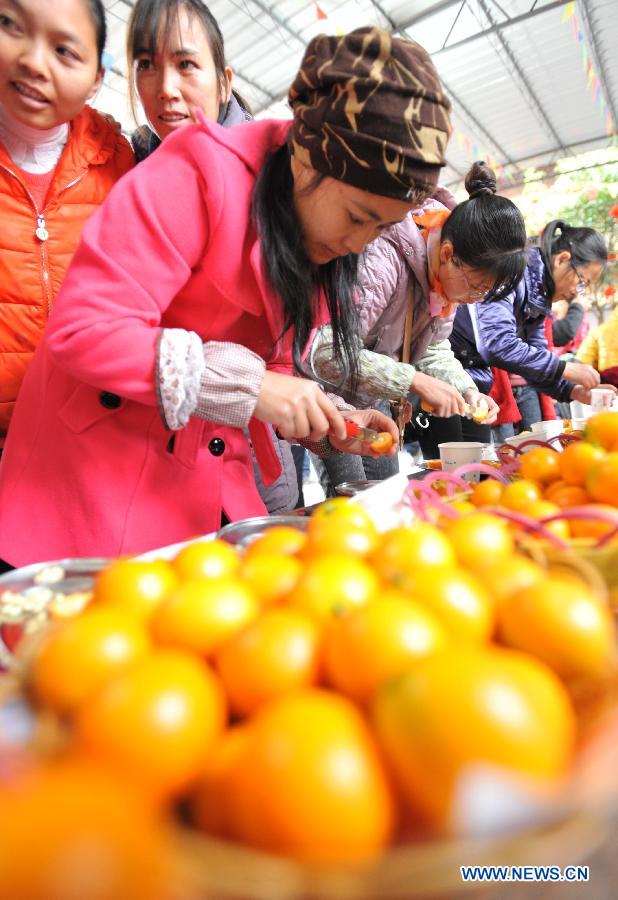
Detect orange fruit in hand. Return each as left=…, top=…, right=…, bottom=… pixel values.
left=558, top=441, right=606, bottom=487
left=445, top=512, right=515, bottom=571
left=172, top=539, right=239, bottom=581
left=215, top=608, right=321, bottom=717
left=500, top=479, right=542, bottom=512
left=584, top=411, right=618, bottom=451
left=227, top=689, right=395, bottom=863
left=519, top=447, right=561, bottom=486
left=289, top=555, right=379, bottom=623
left=150, top=578, right=259, bottom=657
left=373, top=646, right=576, bottom=829
left=371, top=523, right=456, bottom=585
left=30, top=607, right=151, bottom=716
left=323, top=592, right=448, bottom=705
left=369, top=432, right=394, bottom=455
left=498, top=575, right=616, bottom=680
left=244, top=525, right=308, bottom=559
left=543, top=480, right=590, bottom=507
left=239, top=552, right=302, bottom=606
left=404, top=567, right=495, bottom=644
left=76, top=650, right=226, bottom=797
left=94, top=559, right=178, bottom=620
left=470, top=479, right=503, bottom=508
left=585, top=452, right=618, bottom=505
left=0, top=759, right=173, bottom=900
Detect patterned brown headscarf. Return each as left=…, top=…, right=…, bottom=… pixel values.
left=288, top=27, right=451, bottom=200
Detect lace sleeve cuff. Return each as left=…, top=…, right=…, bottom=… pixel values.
left=156, top=328, right=205, bottom=430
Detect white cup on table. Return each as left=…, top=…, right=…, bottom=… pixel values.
left=438, top=442, right=485, bottom=482
left=590, top=388, right=616, bottom=412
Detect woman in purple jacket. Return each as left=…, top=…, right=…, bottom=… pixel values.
left=450, top=219, right=607, bottom=437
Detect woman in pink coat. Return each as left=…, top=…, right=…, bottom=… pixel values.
left=0, top=27, right=452, bottom=565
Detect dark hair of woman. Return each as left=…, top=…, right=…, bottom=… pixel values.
left=441, top=161, right=527, bottom=302
left=85, top=0, right=107, bottom=67
left=126, top=0, right=252, bottom=121
left=252, top=144, right=359, bottom=390
left=540, top=219, right=608, bottom=299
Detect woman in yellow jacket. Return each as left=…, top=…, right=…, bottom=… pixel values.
left=576, top=305, right=618, bottom=384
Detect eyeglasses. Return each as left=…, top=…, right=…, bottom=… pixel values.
left=452, top=259, right=492, bottom=300
left=570, top=260, right=590, bottom=296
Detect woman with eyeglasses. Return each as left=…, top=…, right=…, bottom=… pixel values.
left=450, top=219, right=608, bottom=437
left=309, top=161, right=528, bottom=472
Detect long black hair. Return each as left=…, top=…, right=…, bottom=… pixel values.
left=126, top=0, right=252, bottom=122
left=84, top=0, right=106, bottom=67
left=252, top=144, right=359, bottom=388
left=441, top=161, right=527, bottom=301
left=540, top=219, right=608, bottom=299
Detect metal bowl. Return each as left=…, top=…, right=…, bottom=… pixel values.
left=0, top=558, right=108, bottom=671
left=334, top=480, right=384, bottom=496
left=216, top=515, right=308, bottom=550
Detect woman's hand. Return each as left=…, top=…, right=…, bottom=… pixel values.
left=563, top=362, right=601, bottom=390
left=329, top=409, right=400, bottom=458
left=570, top=383, right=617, bottom=405
left=411, top=372, right=467, bottom=417
left=254, top=372, right=347, bottom=441
left=463, top=389, right=500, bottom=426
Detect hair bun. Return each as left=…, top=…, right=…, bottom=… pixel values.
left=464, top=161, right=497, bottom=199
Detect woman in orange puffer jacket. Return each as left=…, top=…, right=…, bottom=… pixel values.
left=0, top=0, right=134, bottom=450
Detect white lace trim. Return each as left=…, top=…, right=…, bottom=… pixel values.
left=157, top=328, right=205, bottom=430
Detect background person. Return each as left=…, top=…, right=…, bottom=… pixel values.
left=0, top=27, right=451, bottom=566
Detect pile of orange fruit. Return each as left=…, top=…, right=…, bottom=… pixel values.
left=2, top=482, right=617, bottom=895
left=466, top=411, right=618, bottom=543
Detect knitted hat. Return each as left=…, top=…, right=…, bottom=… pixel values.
left=288, top=27, right=451, bottom=200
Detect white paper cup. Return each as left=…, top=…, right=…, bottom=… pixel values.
left=570, top=417, right=588, bottom=432
left=530, top=420, right=564, bottom=439
left=590, top=388, right=615, bottom=412
left=438, top=442, right=485, bottom=482
left=570, top=400, right=593, bottom=419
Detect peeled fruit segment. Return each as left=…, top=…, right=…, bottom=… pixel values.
left=369, top=431, right=395, bottom=454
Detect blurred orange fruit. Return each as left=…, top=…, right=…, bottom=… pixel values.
left=405, top=567, right=495, bottom=644
left=584, top=411, right=618, bottom=451
left=189, top=726, right=251, bottom=839
left=500, top=479, right=542, bottom=512
left=30, top=607, right=150, bottom=717
left=369, top=432, right=395, bottom=454
left=522, top=500, right=571, bottom=540
left=306, top=500, right=378, bottom=558
left=150, top=577, right=259, bottom=657
left=371, top=523, right=456, bottom=586
left=289, top=555, right=379, bottom=623
left=519, top=447, right=561, bottom=486
left=480, top=554, right=545, bottom=609
left=470, top=479, right=503, bottom=508
left=445, top=513, right=515, bottom=571
left=215, top=608, right=321, bottom=717
left=244, top=525, right=308, bottom=559
left=543, top=480, right=590, bottom=507
left=586, top=452, right=618, bottom=505
left=0, top=759, right=173, bottom=900
left=323, top=592, right=448, bottom=705
left=569, top=504, right=618, bottom=539
left=558, top=441, right=606, bottom=487
left=76, top=650, right=226, bottom=797
left=373, top=647, right=576, bottom=829
left=172, top=539, right=239, bottom=581
left=94, top=559, right=178, bottom=620
left=227, top=689, right=395, bottom=863
left=239, top=553, right=302, bottom=606
left=498, top=575, right=616, bottom=680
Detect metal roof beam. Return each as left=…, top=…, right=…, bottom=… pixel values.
left=243, top=0, right=306, bottom=48
left=577, top=0, right=618, bottom=134
left=416, top=0, right=564, bottom=57
left=476, top=0, right=567, bottom=154
left=367, top=0, right=395, bottom=30
left=440, top=78, right=522, bottom=173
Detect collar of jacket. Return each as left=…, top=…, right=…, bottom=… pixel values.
left=523, top=247, right=551, bottom=319
left=195, top=111, right=291, bottom=178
